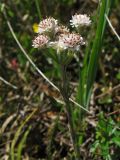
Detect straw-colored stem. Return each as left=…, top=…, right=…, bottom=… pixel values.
left=0, top=76, right=17, bottom=89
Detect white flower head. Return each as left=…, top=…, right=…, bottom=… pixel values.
left=70, top=14, right=91, bottom=28
left=32, top=35, right=49, bottom=48
left=49, top=33, right=85, bottom=52
left=38, top=17, right=58, bottom=34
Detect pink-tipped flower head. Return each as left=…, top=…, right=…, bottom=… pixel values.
left=32, top=35, right=49, bottom=48
left=55, top=25, right=70, bottom=35
left=38, top=17, right=58, bottom=34
left=70, top=14, right=91, bottom=28
left=49, top=33, right=85, bottom=52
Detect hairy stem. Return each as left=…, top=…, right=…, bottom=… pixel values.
left=60, top=64, right=80, bottom=160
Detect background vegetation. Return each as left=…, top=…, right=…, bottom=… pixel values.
left=0, top=0, right=120, bottom=159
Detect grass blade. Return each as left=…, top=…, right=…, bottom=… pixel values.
left=17, top=126, right=31, bottom=160
left=77, top=0, right=112, bottom=109
left=10, top=109, right=37, bottom=160
left=35, top=0, right=42, bottom=20
left=85, top=0, right=112, bottom=107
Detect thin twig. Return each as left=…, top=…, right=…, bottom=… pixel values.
left=69, top=98, right=90, bottom=113
left=105, top=14, right=120, bottom=41
left=2, top=6, right=91, bottom=114
left=106, top=109, right=120, bottom=116
left=0, top=76, right=17, bottom=89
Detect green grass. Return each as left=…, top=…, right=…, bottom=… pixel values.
left=10, top=109, right=37, bottom=160
left=34, top=0, right=42, bottom=20
left=77, top=0, right=112, bottom=110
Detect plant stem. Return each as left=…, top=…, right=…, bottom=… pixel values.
left=60, top=64, right=80, bottom=160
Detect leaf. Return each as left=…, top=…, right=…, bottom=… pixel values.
left=112, top=137, right=120, bottom=147
left=116, top=72, right=120, bottom=80
left=98, top=95, right=112, bottom=104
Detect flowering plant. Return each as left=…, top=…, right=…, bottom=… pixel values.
left=32, top=14, right=91, bottom=159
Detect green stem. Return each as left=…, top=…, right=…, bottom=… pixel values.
left=60, top=64, right=80, bottom=160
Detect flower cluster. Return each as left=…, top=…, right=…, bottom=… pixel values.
left=32, top=14, right=91, bottom=52
left=32, top=35, right=49, bottom=48
left=49, top=33, right=85, bottom=52
left=38, top=17, right=58, bottom=34
left=70, top=14, right=91, bottom=28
